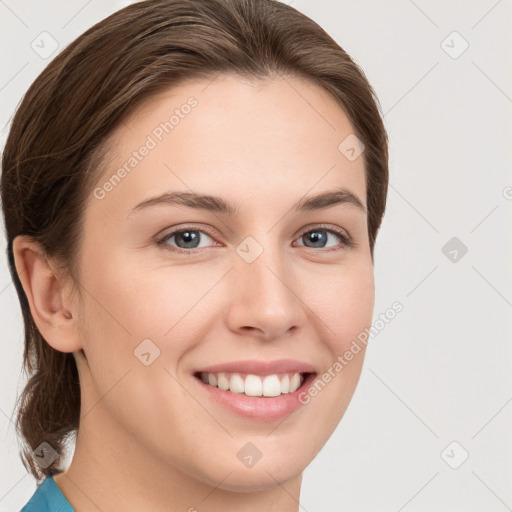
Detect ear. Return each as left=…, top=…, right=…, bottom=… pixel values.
left=12, top=235, right=83, bottom=353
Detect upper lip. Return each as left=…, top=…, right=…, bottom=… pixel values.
left=194, top=359, right=317, bottom=376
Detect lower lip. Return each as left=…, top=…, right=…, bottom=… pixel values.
left=193, top=373, right=317, bottom=421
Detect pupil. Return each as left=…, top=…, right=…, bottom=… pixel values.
left=177, top=231, right=199, bottom=248
left=305, top=230, right=326, bottom=248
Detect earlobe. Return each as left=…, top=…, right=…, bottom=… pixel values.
left=12, top=235, right=82, bottom=353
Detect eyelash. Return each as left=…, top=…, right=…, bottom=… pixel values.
left=156, top=224, right=355, bottom=255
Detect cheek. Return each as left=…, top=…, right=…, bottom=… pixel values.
left=305, top=261, right=375, bottom=353
left=76, top=252, right=220, bottom=376
left=299, top=263, right=374, bottom=423
left=73, top=257, right=206, bottom=444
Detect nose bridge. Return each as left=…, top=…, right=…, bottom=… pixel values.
left=236, top=232, right=292, bottom=296
left=227, top=231, right=305, bottom=336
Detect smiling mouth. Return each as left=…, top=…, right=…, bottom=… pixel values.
left=193, top=371, right=314, bottom=397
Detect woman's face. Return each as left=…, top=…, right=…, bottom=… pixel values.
left=72, top=74, right=374, bottom=490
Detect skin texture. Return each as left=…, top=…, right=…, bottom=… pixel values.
left=13, top=74, right=374, bottom=512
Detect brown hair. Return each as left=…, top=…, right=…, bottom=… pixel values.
left=1, top=0, right=388, bottom=480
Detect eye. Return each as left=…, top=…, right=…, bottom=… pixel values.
left=294, top=225, right=354, bottom=251
left=156, top=226, right=218, bottom=254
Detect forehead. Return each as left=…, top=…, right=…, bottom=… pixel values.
left=88, top=73, right=366, bottom=218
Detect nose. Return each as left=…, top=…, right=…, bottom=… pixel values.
left=224, top=239, right=307, bottom=341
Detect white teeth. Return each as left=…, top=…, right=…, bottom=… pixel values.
left=280, top=374, right=290, bottom=394
left=229, top=373, right=245, bottom=394
left=262, top=374, right=281, bottom=397
left=200, top=371, right=305, bottom=397
left=245, top=374, right=263, bottom=396
left=217, top=372, right=230, bottom=390
left=289, top=373, right=301, bottom=393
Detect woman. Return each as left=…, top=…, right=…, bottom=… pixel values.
left=1, top=0, right=388, bottom=510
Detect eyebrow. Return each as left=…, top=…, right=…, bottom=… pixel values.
left=128, top=187, right=367, bottom=216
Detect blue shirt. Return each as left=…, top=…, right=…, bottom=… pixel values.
left=20, top=474, right=74, bottom=512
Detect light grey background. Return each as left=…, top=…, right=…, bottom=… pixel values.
left=1, top=1, right=511, bottom=511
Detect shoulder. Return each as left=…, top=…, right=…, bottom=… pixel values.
left=20, top=474, right=74, bottom=512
